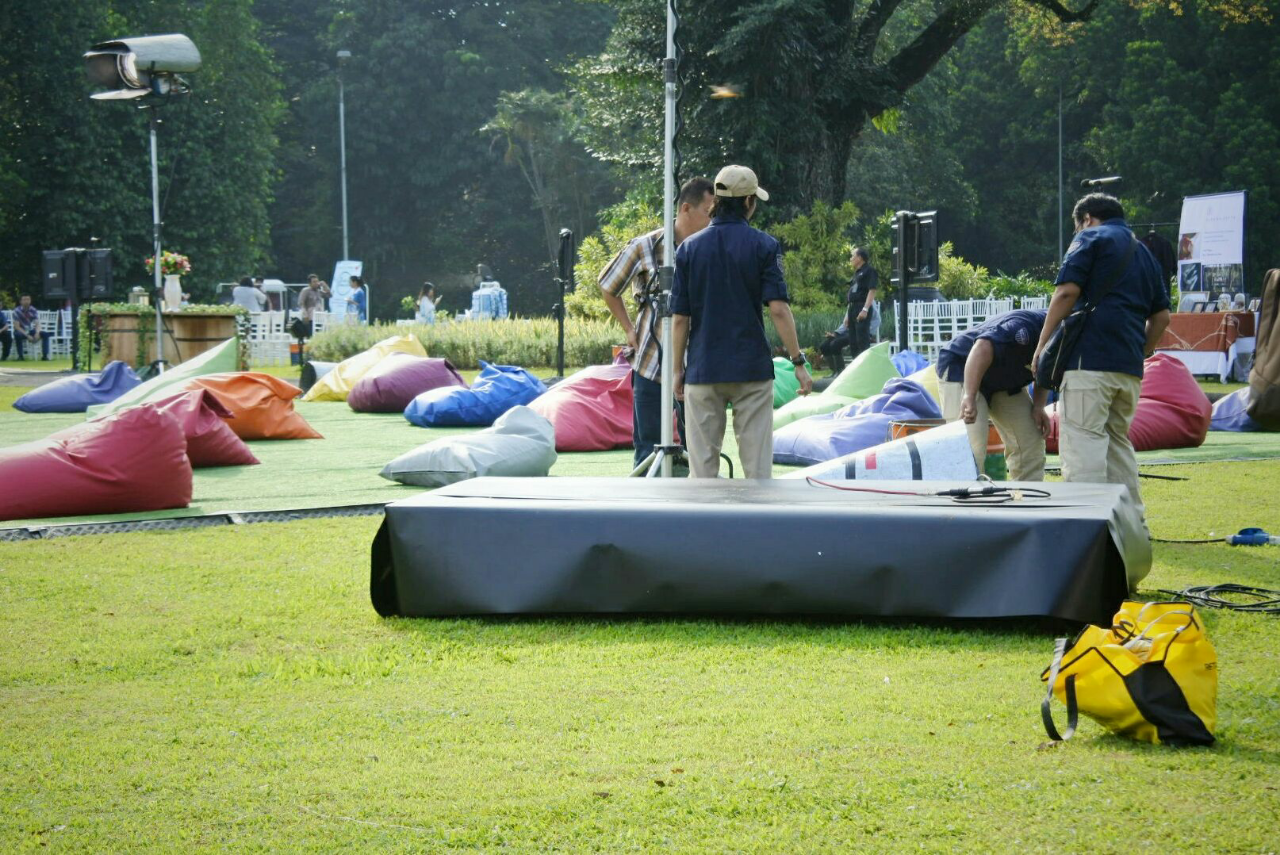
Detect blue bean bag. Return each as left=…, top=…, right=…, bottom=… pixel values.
left=404, top=361, right=547, bottom=427
left=891, top=349, right=930, bottom=377
left=1209, top=387, right=1261, bottom=432
left=13, top=361, right=141, bottom=413
left=773, top=378, right=942, bottom=466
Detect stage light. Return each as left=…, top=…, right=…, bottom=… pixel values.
left=85, top=34, right=201, bottom=100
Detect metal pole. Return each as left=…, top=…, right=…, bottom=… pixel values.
left=895, top=210, right=911, bottom=352
left=150, top=108, right=165, bottom=373
left=657, top=0, right=678, bottom=478
left=1057, top=84, right=1064, bottom=261
left=338, top=67, right=350, bottom=261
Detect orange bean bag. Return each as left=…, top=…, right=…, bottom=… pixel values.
left=0, top=406, right=192, bottom=521
left=181, top=372, right=323, bottom=440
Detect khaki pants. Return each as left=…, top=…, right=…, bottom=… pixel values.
left=1059, top=369, right=1144, bottom=518
left=938, top=380, right=1045, bottom=481
left=684, top=380, right=774, bottom=479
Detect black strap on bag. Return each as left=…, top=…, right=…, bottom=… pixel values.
left=1037, top=234, right=1139, bottom=391
left=1041, top=636, right=1078, bottom=742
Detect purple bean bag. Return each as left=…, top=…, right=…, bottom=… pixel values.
left=348, top=353, right=467, bottom=413
left=773, top=378, right=942, bottom=466
left=1209, top=387, right=1260, bottom=432
left=12, top=361, right=141, bottom=413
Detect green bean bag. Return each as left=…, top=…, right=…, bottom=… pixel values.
left=773, top=358, right=801, bottom=409
left=86, top=337, right=241, bottom=419
left=773, top=342, right=899, bottom=429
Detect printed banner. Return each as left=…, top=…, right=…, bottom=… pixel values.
left=329, top=259, right=363, bottom=319
left=1178, top=192, right=1244, bottom=293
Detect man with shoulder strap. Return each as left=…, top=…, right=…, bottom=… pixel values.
left=1033, top=193, right=1171, bottom=521
left=670, top=165, right=812, bottom=479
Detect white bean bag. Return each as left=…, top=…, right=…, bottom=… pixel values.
left=380, top=405, right=557, bottom=488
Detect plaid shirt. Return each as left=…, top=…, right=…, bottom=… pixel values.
left=598, top=228, right=667, bottom=382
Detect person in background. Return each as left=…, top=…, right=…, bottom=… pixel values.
left=253, top=275, right=272, bottom=310
left=349, top=275, right=368, bottom=322
left=671, top=165, right=812, bottom=479
left=0, top=301, right=12, bottom=360
left=294, top=274, right=330, bottom=341
left=1033, top=192, right=1171, bottom=523
left=232, top=276, right=269, bottom=312
left=600, top=176, right=716, bottom=470
left=12, top=294, right=50, bottom=360
left=818, top=246, right=879, bottom=375
left=417, top=283, right=441, bottom=324
left=935, top=309, right=1050, bottom=481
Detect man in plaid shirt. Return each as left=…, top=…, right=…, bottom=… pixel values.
left=600, top=177, right=716, bottom=469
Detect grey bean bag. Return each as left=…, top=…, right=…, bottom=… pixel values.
left=380, top=405, right=557, bottom=488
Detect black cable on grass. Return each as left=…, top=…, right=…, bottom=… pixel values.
left=1157, top=584, right=1280, bottom=614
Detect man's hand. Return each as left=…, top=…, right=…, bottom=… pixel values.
left=1031, top=346, right=1043, bottom=375
left=824, top=331, right=835, bottom=339
left=857, top=308, right=868, bottom=321
left=674, top=370, right=686, bottom=402
left=1032, top=404, right=1052, bottom=438
left=959, top=393, right=979, bottom=424
left=795, top=364, right=813, bottom=396
left=624, top=326, right=638, bottom=352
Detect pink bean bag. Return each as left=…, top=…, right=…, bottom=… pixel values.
left=348, top=353, right=467, bottom=413
left=527, top=363, right=634, bottom=452
left=142, top=390, right=260, bottom=468
left=0, top=406, right=193, bottom=522
left=1045, top=355, right=1211, bottom=453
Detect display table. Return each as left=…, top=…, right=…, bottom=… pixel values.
left=100, top=312, right=240, bottom=369
left=1155, top=311, right=1256, bottom=382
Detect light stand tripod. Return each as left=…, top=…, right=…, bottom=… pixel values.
left=630, top=0, right=685, bottom=478
left=552, top=228, right=574, bottom=380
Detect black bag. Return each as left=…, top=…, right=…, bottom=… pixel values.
left=1036, top=234, right=1138, bottom=392
left=290, top=318, right=312, bottom=340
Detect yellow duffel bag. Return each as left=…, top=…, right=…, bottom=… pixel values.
left=1041, top=600, right=1217, bottom=746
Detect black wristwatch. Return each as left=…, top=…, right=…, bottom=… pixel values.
left=790, top=353, right=808, bottom=367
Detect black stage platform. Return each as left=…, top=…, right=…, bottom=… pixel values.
left=371, top=478, right=1151, bottom=625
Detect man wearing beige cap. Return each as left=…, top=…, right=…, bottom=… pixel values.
left=670, top=165, right=812, bottom=478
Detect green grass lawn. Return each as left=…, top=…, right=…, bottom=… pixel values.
left=1, top=459, right=1278, bottom=849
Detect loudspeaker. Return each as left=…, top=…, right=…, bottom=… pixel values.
left=84, top=249, right=113, bottom=299
left=41, top=250, right=72, bottom=300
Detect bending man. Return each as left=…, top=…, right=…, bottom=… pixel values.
left=936, top=309, right=1050, bottom=480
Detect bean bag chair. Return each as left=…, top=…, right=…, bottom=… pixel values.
left=1044, top=355, right=1211, bottom=453
left=181, top=372, right=322, bottom=440
left=405, top=362, right=546, bottom=427
left=301, top=334, right=427, bottom=402
left=1210, top=388, right=1260, bottom=432
left=380, top=406, right=558, bottom=488
left=141, top=390, right=260, bottom=467
left=527, top=363, right=633, bottom=452
left=781, top=420, right=978, bottom=481
left=0, top=406, right=192, bottom=522
left=348, top=353, right=466, bottom=413
left=774, top=342, right=899, bottom=429
left=773, top=358, right=801, bottom=409
left=907, top=365, right=942, bottom=408
left=891, top=349, right=930, bottom=378
left=87, top=337, right=241, bottom=418
left=13, top=361, right=141, bottom=413
left=774, top=378, right=943, bottom=466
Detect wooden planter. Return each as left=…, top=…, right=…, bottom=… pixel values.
left=100, top=312, right=240, bottom=370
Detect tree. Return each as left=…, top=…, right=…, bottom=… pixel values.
left=574, top=0, right=1110, bottom=217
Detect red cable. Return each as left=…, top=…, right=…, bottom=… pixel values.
left=804, top=476, right=932, bottom=497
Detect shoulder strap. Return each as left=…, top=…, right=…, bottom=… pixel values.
left=1087, top=233, right=1138, bottom=311
left=1041, top=636, right=1078, bottom=742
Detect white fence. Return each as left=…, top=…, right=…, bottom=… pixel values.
left=905, top=299, right=1020, bottom=363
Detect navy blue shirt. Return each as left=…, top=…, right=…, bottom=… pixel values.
left=671, top=214, right=789, bottom=384
left=936, top=309, right=1047, bottom=400
left=1054, top=218, right=1170, bottom=378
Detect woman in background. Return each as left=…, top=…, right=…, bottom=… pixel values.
left=416, top=282, right=441, bottom=324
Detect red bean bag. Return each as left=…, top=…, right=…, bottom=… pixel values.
left=348, top=353, right=467, bottom=413
left=142, top=390, right=260, bottom=468
left=0, top=406, right=192, bottom=521
left=1045, top=355, right=1211, bottom=453
left=180, top=373, right=323, bottom=440
left=527, top=363, right=634, bottom=452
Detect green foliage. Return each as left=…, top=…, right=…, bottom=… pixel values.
left=937, top=243, right=993, bottom=300
left=767, top=201, right=860, bottom=313
left=564, top=197, right=661, bottom=320
left=306, top=318, right=618, bottom=369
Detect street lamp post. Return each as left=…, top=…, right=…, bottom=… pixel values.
left=337, top=49, right=351, bottom=261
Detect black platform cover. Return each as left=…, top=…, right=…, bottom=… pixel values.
left=371, top=478, right=1150, bottom=625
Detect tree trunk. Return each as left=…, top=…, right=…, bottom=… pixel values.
left=794, top=121, right=860, bottom=210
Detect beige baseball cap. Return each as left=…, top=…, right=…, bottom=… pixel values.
left=713, top=165, right=769, bottom=201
